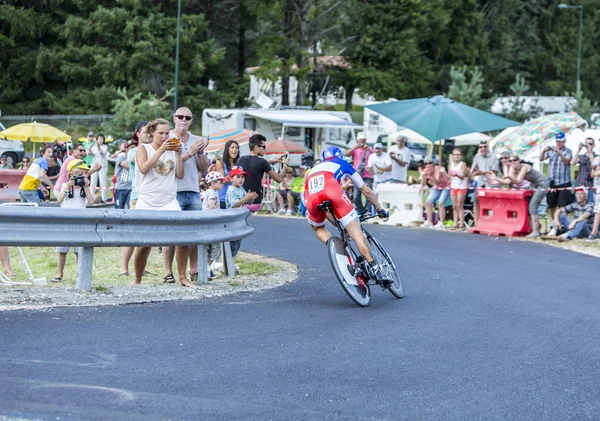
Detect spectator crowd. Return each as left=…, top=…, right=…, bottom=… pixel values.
left=2, top=118, right=599, bottom=285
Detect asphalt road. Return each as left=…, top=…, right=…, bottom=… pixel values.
left=1, top=216, right=599, bottom=421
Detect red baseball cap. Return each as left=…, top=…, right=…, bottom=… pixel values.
left=229, top=167, right=249, bottom=178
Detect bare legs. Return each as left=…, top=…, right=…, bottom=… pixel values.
left=175, top=246, right=196, bottom=287
left=163, top=245, right=197, bottom=287
left=0, top=247, right=12, bottom=277
left=57, top=251, right=78, bottom=279
left=120, top=247, right=134, bottom=274
left=133, top=247, right=152, bottom=284
left=311, top=219, right=373, bottom=263
left=451, top=193, right=466, bottom=228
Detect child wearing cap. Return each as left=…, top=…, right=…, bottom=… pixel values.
left=226, top=168, right=258, bottom=267
left=203, top=171, right=225, bottom=278
left=53, top=159, right=95, bottom=282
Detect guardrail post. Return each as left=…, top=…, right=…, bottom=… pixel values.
left=76, top=247, right=94, bottom=291
left=197, top=244, right=208, bottom=284
left=222, top=242, right=235, bottom=278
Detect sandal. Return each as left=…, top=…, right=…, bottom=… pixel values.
left=119, top=272, right=130, bottom=277
left=163, top=274, right=176, bottom=284
left=51, top=277, right=62, bottom=283
left=189, top=272, right=198, bottom=283
left=143, top=270, right=155, bottom=276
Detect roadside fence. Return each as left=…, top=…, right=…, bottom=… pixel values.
left=0, top=206, right=254, bottom=291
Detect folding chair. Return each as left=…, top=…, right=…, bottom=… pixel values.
left=257, top=175, right=278, bottom=213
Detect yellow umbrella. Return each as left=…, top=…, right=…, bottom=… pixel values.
left=0, top=121, right=71, bottom=143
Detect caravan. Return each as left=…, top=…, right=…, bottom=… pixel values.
left=201, top=109, right=362, bottom=165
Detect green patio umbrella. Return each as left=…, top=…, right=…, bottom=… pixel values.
left=366, top=96, right=520, bottom=161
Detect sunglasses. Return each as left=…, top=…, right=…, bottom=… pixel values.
left=479, top=146, right=488, bottom=149
left=509, top=159, right=519, bottom=162
left=587, top=143, right=594, bottom=146
left=174, top=115, right=193, bottom=121
left=425, top=162, right=434, bottom=165
left=231, top=165, right=244, bottom=171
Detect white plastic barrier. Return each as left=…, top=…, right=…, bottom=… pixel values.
left=375, top=183, right=424, bottom=226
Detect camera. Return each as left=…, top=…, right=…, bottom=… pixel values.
left=301, top=151, right=314, bottom=168
left=68, top=175, right=87, bottom=198
left=72, top=175, right=86, bottom=188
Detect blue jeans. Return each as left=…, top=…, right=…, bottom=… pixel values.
left=18, top=189, right=40, bottom=205
left=176, top=191, right=202, bottom=211
left=426, top=188, right=450, bottom=206
left=587, top=188, right=595, bottom=205
left=114, top=189, right=131, bottom=209
left=559, top=213, right=591, bottom=239
left=354, top=178, right=373, bottom=214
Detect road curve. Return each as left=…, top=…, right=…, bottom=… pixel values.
left=1, top=216, right=599, bottom=421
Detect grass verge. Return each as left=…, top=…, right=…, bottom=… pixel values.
left=5, top=247, right=279, bottom=287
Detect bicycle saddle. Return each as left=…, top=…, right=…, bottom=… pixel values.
left=317, top=200, right=333, bottom=211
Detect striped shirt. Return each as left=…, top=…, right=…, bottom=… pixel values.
left=547, top=148, right=572, bottom=186
left=18, top=158, right=48, bottom=191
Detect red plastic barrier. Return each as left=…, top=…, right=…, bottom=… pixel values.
left=0, top=169, right=26, bottom=202
left=469, top=188, right=534, bottom=237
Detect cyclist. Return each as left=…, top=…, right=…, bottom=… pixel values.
left=304, top=146, right=391, bottom=283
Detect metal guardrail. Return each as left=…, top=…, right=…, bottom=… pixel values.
left=0, top=207, right=254, bottom=290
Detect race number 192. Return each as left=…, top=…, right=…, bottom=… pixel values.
left=308, top=175, right=325, bottom=194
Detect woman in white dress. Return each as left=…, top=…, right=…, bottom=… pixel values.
left=133, top=118, right=191, bottom=286
left=90, top=134, right=109, bottom=202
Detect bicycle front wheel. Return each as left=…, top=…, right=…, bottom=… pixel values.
left=327, top=236, right=370, bottom=307
left=364, top=230, right=404, bottom=298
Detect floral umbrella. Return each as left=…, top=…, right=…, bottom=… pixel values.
left=265, top=138, right=309, bottom=155
left=492, top=112, right=587, bottom=155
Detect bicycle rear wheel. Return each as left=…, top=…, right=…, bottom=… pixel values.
left=364, top=230, right=404, bottom=298
left=327, top=236, right=370, bottom=307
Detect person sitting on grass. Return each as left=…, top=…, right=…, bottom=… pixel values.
left=53, top=159, right=95, bottom=282
left=226, top=167, right=258, bottom=272
left=548, top=188, right=594, bottom=242
left=203, top=171, right=226, bottom=279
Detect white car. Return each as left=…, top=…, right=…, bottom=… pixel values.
left=0, top=123, right=25, bottom=167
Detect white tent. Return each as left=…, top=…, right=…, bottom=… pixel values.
left=390, top=128, right=491, bottom=147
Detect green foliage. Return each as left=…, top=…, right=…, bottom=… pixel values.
left=3, top=0, right=600, bottom=117
left=498, top=74, right=544, bottom=122
left=566, top=82, right=599, bottom=121
left=102, top=88, right=173, bottom=139
left=446, top=65, right=495, bottom=110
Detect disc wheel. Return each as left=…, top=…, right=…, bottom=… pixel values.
left=364, top=230, right=404, bottom=298
left=327, top=237, right=370, bottom=307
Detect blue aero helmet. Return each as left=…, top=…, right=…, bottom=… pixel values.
left=322, top=146, right=343, bottom=161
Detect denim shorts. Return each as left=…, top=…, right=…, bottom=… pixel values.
left=426, top=188, right=450, bottom=206
left=176, top=191, right=202, bottom=211
left=18, top=189, right=41, bottom=205
left=114, top=189, right=131, bottom=209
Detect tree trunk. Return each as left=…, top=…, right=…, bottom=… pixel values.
left=345, top=84, right=354, bottom=112
left=280, top=0, right=295, bottom=106
left=236, top=1, right=247, bottom=107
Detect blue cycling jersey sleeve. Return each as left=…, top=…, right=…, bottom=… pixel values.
left=331, top=158, right=365, bottom=188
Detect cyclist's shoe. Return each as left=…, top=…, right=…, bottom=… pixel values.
left=368, top=263, right=393, bottom=287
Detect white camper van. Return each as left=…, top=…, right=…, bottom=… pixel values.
left=201, top=108, right=362, bottom=165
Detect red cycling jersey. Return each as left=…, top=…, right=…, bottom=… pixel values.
left=304, top=159, right=362, bottom=227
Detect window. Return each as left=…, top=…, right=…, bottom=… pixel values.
left=285, top=126, right=301, bottom=137
left=243, top=118, right=256, bottom=131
